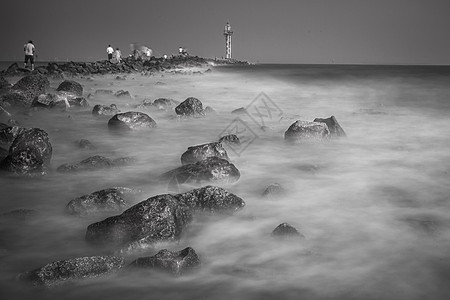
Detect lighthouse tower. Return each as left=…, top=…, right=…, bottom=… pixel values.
left=224, top=21, right=233, bottom=59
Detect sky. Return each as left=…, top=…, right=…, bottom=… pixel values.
left=1, top=0, right=450, bottom=64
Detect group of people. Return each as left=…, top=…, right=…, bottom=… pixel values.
left=106, top=45, right=121, bottom=63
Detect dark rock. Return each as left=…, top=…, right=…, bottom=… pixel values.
left=114, top=90, right=131, bottom=98
left=0, top=147, right=47, bottom=176
left=262, top=183, right=286, bottom=199
left=57, top=155, right=134, bottom=173
left=0, top=76, right=10, bottom=89
left=11, top=74, right=50, bottom=106
left=31, top=93, right=57, bottom=108
left=174, top=185, right=245, bottom=213
left=67, top=97, right=89, bottom=108
left=128, top=247, right=200, bottom=275
left=272, top=223, right=304, bottom=238
left=94, top=89, right=114, bottom=96
left=162, top=157, right=240, bottom=189
left=56, top=80, right=83, bottom=97
left=65, top=188, right=131, bottom=216
left=175, top=97, right=205, bottom=117
left=313, top=116, right=346, bottom=137
left=108, top=111, right=157, bottom=130
left=0, top=208, right=38, bottom=220
left=0, top=146, right=7, bottom=160
left=18, top=256, right=125, bottom=287
left=284, top=120, right=330, bottom=143
left=181, top=142, right=229, bottom=165
left=9, top=128, right=52, bottom=165
left=85, top=194, right=192, bottom=247
left=78, top=139, right=94, bottom=149
left=0, top=125, right=23, bottom=144
left=219, top=134, right=241, bottom=146
left=1, top=90, right=29, bottom=107
left=92, top=104, right=120, bottom=116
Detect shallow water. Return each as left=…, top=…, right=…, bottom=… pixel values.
left=1, top=64, right=450, bottom=299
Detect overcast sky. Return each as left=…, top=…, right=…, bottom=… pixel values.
left=1, top=0, right=449, bottom=64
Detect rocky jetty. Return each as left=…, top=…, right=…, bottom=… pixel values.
left=108, top=111, right=157, bottom=130
left=18, top=256, right=125, bottom=287
left=128, top=247, right=200, bottom=276
left=180, top=142, right=229, bottom=165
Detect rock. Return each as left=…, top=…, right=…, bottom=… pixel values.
left=67, top=97, right=89, bottom=108
left=313, top=116, right=346, bottom=137
left=231, top=107, right=247, bottom=115
left=31, top=93, right=57, bottom=108
left=9, top=128, right=52, bottom=165
left=0, top=76, right=10, bottom=89
left=94, top=89, right=114, bottom=96
left=85, top=194, right=192, bottom=247
left=0, top=125, right=23, bottom=144
left=1, top=90, right=29, bottom=107
left=175, top=97, right=205, bottom=117
left=162, top=157, right=240, bottom=189
left=204, top=106, right=215, bottom=114
left=174, top=185, right=245, bottom=213
left=65, top=188, right=131, bottom=216
left=219, top=134, right=241, bottom=146
left=0, top=106, right=12, bottom=117
left=56, top=80, right=83, bottom=97
left=128, top=247, right=200, bottom=275
left=0, top=146, right=7, bottom=160
left=92, top=104, right=120, bottom=116
left=284, top=120, right=330, bottom=143
left=11, top=74, right=50, bottom=106
left=114, top=90, right=131, bottom=98
left=78, top=139, right=95, bottom=149
left=0, top=147, right=47, bottom=176
left=18, top=256, right=125, bottom=287
left=181, top=142, right=229, bottom=165
left=271, top=223, right=304, bottom=238
left=57, top=155, right=134, bottom=173
left=0, top=208, right=38, bottom=220
left=151, top=98, right=179, bottom=110
left=108, top=111, right=157, bottom=130
left=262, top=183, right=286, bottom=199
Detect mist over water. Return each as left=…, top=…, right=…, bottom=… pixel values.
left=1, top=64, right=450, bottom=299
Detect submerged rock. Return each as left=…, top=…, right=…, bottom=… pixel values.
left=180, top=142, right=229, bottom=165
left=313, top=116, right=346, bottom=137
left=56, top=80, right=83, bottom=97
left=108, top=111, right=157, bottom=130
left=271, top=223, right=305, bottom=238
left=175, top=97, right=204, bottom=117
left=78, top=139, right=95, bottom=149
left=114, top=90, right=131, bottom=98
left=18, top=256, right=125, bottom=287
left=65, top=188, right=133, bottom=216
left=57, top=155, right=135, bottom=173
left=152, top=98, right=179, bottom=110
left=175, top=185, right=245, bottom=213
left=219, top=134, right=241, bottom=146
left=262, top=183, right=286, bottom=199
left=128, top=247, right=200, bottom=275
left=284, top=120, right=330, bottom=143
left=0, top=208, right=38, bottom=220
left=162, top=157, right=240, bottom=189
left=85, top=194, right=192, bottom=247
left=92, top=104, right=120, bottom=116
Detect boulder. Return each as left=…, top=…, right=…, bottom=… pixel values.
left=0, top=146, right=7, bottom=160
left=174, top=185, right=245, bottom=213
left=108, top=111, right=157, bottom=130
left=162, top=157, right=240, bottom=189
left=181, top=142, right=229, bottom=165
left=0, top=76, right=10, bottom=89
left=262, top=183, right=286, bottom=199
left=114, top=90, right=131, bottom=98
left=175, top=97, right=204, bottom=117
left=1, top=90, right=29, bottom=107
left=9, top=128, right=52, bottom=165
left=56, top=80, right=83, bottom=96
left=0, top=147, right=47, bottom=176
left=92, top=104, right=120, bottom=116
left=313, top=116, right=346, bottom=137
left=65, top=188, right=132, bottom=216
left=128, top=247, right=200, bottom=275
left=78, top=139, right=95, bottom=149
left=0, top=125, right=23, bottom=144
left=85, top=194, right=192, bottom=247
left=18, top=256, right=124, bottom=287
left=31, top=93, right=57, bottom=108
left=57, top=155, right=135, bottom=173
left=11, top=74, right=50, bottom=106
left=151, top=98, right=179, bottom=110
left=284, top=120, right=330, bottom=143
left=271, top=223, right=304, bottom=238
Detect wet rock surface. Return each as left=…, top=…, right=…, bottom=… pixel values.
left=219, top=134, right=241, bottom=146
left=10, top=74, right=50, bottom=106
left=175, top=97, right=205, bottom=117
left=108, top=111, right=157, bottom=130
left=57, top=155, right=135, bottom=173
left=181, top=142, right=229, bottom=165
left=56, top=80, right=83, bottom=96
left=313, top=116, right=346, bottom=137
left=18, top=256, right=125, bottom=287
left=85, top=194, right=192, bottom=247
left=284, top=120, right=330, bottom=143
left=262, top=183, right=286, bottom=199
left=92, top=104, right=120, bottom=116
left=128, top=247, right=200, bottom=275
left=272, top=223, right=305, bottom=238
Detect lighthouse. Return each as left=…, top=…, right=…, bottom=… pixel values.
left=224, top=21, right=233, bottom=59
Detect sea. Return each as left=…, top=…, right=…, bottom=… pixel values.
left=1, top=62, right=450, bottom=300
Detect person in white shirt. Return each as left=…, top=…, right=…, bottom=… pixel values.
left=24, top=40, right=35, bottom=70
left=113, top=48, right=121, bottom=63
left=106, top=45, right=114, bottom=61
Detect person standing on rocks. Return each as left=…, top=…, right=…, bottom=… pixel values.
left=113, top=48, right=121, bottom=63
left=23, top=40, right=35, bottom=70
left=106, top=45, right=114, bottom=61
